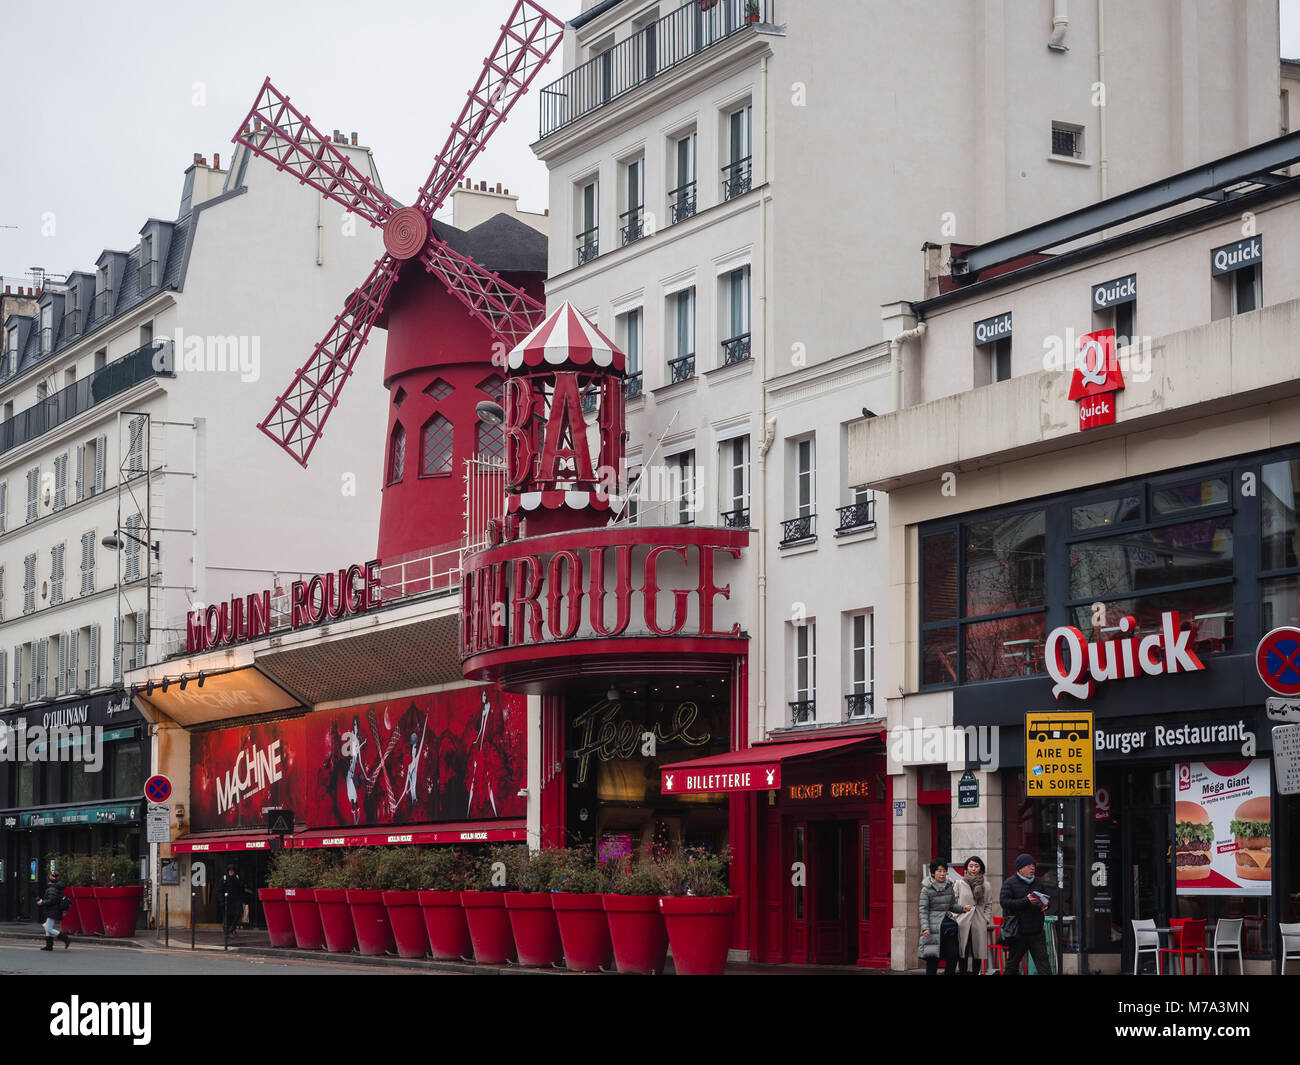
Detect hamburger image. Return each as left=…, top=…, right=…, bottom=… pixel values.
left=1175, top=801, right=1214, bottom=881
left=1229, top=796, right=1271, bottom=881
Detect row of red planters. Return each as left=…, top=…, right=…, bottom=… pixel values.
left=260, top=888, right=739, bottom=976
left=58, top=886, right=146, bottom=938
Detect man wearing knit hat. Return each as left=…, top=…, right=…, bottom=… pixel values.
left=998, top=854, right=1051, bottom=975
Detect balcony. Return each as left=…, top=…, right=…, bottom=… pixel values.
left=669, top=181, right=697, bottom=224
left=780, top=513, right=815, bottom=546
left=624, top=372, right=643, bottom=400
left=790, top=699, right=815, bottom=725
left=721, top=507, right=749, bottom=528
left=0, top=340, right=173, bottom=458
left=722, top=155, right=752, bottom=200
left=721, top=332, right=751, bottom=365
left=844, top=692, right=873, bottom=720
left=576, top=227, right=599, bottom=265
left=539, top=0, right=775, bottom=138
left=668, top=352, right=695, bottom=384
left=93, top=288, right=113, bottom=320
left=836, top=497, right=876, bottom=534
left=619, top=205, right=645, bottom=247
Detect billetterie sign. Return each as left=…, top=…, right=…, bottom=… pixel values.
left=186, top=560, right=382, bottom=653
left=1045, top=611, right=1206, bottom=700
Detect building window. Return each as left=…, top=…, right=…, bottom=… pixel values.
left=388, top=422, right=406, bottom=484
left=95, top=265, right=112, bottom=319
left=671, top=450, right=696, bottom=525
left=1051, top=122, right=1084, bottom=159
left=781, top=438, right=816, bottom=546
left=6, top=325, right=19, bottom=376
left=424, top=378, right=454, bottom=401
left=618, top=308, right=643, bottom=399
left=723, top=102, right=753, bottom=200
left=39, top=305, right=53, bottom=354
left=792, top=620, right=816, bottom=723
left=847, top=612, right=874, bottom=719
left=80, top=530, right=96, bottom=597
left=1232, top=264, right=1260, bottom=315
left=668, top=288, right=695, bottom=382
left=720, top=435, right=750, bottom=527
left=670, top=131, right=697, bottom=223
left=837, top=486, right=876, bottom=534
left=721, top=266, right=751, bottom=364
left=620, top=156, right=645, bottom=246
left=991, top=336, right=1011, bottom=382
left=475, top=419, right=504, bottom=464
left=420, top=415, right=453, bottom=477
left=576, top=178, right=599, bottom=265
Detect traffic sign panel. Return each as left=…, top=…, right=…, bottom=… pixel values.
left=1256, top=627, right=1300, bottom=697
left=1024, top=711, right=1094, bottom=796
left=144, top=775, right=172, bottom=804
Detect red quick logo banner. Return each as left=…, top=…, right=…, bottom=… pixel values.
left=1068, top=328, right=1125, bottom=431
left=1045, top=611, right=1206, bottom=700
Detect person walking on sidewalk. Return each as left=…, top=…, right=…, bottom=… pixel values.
left=999, top=854, right=1051, bottom=975
left=919, top=859, right=969, bottom=975
left=220, top=864, right=246, bottom=937
left=39, top=870, right=72, bottom=951
left=953, top=856, right=991, bottom=974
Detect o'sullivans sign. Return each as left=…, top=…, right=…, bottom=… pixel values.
left=1046, top=612, right=1206, bottom=700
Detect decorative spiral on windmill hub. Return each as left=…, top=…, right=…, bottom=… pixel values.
left=383, top=206, right=429, bottom=260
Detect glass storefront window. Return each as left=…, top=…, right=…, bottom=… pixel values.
left=1262, top=458, right=1300, bottom=571
left=1072, top=495, right=1141, bottom=531
left=965, top=511, right=1046, bottom=615
left=110, top=741, right=142, bottom=799
left=922, top=531, right=958, bottom=622
left=1262, top=576, right=1300, bottom=630
left=1068, top=586, right=1233, bottom=655
left=922, top=626, right=958, bottom=685
left=1003, top=770, right=1078, bottom=958
left=963, top=613, right=1047, bottom=682
left=16, top=761, right=35, bottom=807
left=1069, top=516, right=1234, bottom=599
left=67, top=762, right=95, bottom=803
left=1151, top=477, right=1229, bottom=516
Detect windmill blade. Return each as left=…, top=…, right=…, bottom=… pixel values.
left=259, top=255, right=402, bottom=467
left=414, top=0, right=564, bottom=216
left=421, top=236, right=545, bottom=351
left=234, top=77, right=394, bottom=228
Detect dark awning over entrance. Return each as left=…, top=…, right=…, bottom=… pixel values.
left=660, top=732, right=883, bottom=795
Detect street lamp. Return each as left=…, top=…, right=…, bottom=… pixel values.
left=102, top=529, right=160, bottom=559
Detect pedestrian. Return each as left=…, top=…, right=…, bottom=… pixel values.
left=999, top=853, right=1052, bottom=975
left=918, top=859, right=969, bottom=975
left=39, top=870, right=72, bottom=951
left=953, top=855, right=991, bottom=974
left=219, top=863, right=246, bottom=937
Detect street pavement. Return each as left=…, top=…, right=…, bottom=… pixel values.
left=0, top=939, right=409, bottom=975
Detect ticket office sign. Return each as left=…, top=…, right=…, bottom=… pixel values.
left=1025, top=712, right=1094, bottom=796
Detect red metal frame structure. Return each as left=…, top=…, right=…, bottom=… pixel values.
left=231, top=1, right=563, bottom=467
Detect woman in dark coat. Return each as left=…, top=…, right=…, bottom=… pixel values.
left=40, top=870, right=71, bottom=950
left=918, top=859, right=969, bottom=975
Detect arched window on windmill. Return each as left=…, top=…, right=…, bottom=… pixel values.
left=388, top=421, right=406, bottom=485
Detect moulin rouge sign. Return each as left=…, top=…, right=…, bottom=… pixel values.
left=1045, top=611, right=1206, bottom=700
left=186, top=560, right=382, bottom=653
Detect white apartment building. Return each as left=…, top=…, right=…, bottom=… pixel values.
left=529, top=0, right=1282, bottom=967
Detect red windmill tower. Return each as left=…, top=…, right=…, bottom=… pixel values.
left=231, top=1, right=563, bottom=559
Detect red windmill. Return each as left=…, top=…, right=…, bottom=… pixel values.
left=232, top=1, right=562, bottom=558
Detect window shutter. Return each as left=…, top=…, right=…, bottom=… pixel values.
left=124, top=513, right=143, bottom=583
left=81, top=531, right=95, bottom=596
left=0, top=650, right=7, bottom=707
left=93, top=435, right=106, bottom=495
left=57, top=632, right=67, bottom=697
left=112, top=615, right=122, bottom=682
left=49, top=542, right=64, bottom=605
left=22, top=553, right=35, bottom=615
left=75, top=445, right=85, bottom=502
left=0, top=563, right=5, bottom=622
left=67, top=629, right=78, bottom=693
left=11, top=645, right=20, bottom=704
left=128, top=415, right=146, bottom=478
left=54, top=452, right=67, bottom=510
left=26, top=466, right=38, bottom=523
left=134, top=610, right=148, bottom=668
left=0, top=481, right=7, bottom=534
left=36, top=638, right=47, bottom=700
left=88, top=623, right=100, bottom=689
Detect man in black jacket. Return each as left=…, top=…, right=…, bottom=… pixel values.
left=40, top=870, right=72, bottom=951
left=219, top=864, right=246, bottom=937
left=999, top=854, right=1050, bottom=975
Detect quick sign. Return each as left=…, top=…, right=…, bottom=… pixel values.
left=1068, top=328, right=1124, bottom=430
left=1091, top=274, right=1136, bottom=310
left=1211, top=235, right=1262, bottom=276
left=1025, top=712, right=1094, bottom=796
left=973, top=312, right=1012, bottom=347
left=1045, top=611, right=1206, bottom=699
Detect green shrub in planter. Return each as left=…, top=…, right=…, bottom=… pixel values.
left=606, top=857, right=669, bottom=896
left=467, top=844, right=523, bottom=891
left=267, top=849, right=332, bottom=889
left=510, top=846, right=567, bottom=892
left=91, top=849, right=138, bottom=884
left=657, top=846, right=731, bottom=897
left=553, top=848, right=610, bottom=894
left=414, top=847, right=476, bottom=891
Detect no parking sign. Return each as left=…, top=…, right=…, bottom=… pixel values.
left=1256, top=627, right=1300, bottom=697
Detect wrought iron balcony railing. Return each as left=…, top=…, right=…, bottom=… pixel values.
left=624, top=372, right=643, bottom=400
left=780, top=513, right=816, bottom=545
left=722, top=155, right=752, bottom=200
left=580, top=388, right=599, bottom=414
left=539, top=0, right=775, bottom=138
left=138, top=259, right=161, bottom=289
left=669, top=180, right=697, bottom=224
left=62, top=309, right=79, bottom=340
left=721, top=507, right=750, bottom=528
left=668, top=352, right=695, bottom=384
left=722, top=332, right=751, bottom=364
left=619, top=205, right=645, bottom=246
left=790, top=699, right=815, bottom=725
left=576, top=227, right=599, bottom=265
left=845, top=692, right=873, bottom=719
left=836, top=498, right=876, bottom=533
left=94, top=288, right=113, bottom=320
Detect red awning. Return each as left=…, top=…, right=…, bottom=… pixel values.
left=171, top=831, right=276, bottom=853
left=287, top=820, right=526, bottom=849
left=660, top=733, right=882, bottom=795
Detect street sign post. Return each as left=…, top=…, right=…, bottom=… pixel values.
left=146, top=803, right=170, bottom=844
left=1273, top=723, right=1300, bottom=796
left=144, top=775, right=173, bottom=805
left=1024, top=712, right=1094, bottom=796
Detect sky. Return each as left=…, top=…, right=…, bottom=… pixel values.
left=0, top=0, right=1298, bottom=288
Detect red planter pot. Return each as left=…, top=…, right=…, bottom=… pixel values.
left=58, top=888, right=84, bottom=935
left=504, top=892, right=562, bottom=968
left=315, top=889, right=357, bottom=953
left=418, top=890, right=471, bottom=960
left=257, top=888, right=296, bottom=948
left=65, top=886, right=102, bottom=936
left=659, top=895, right=739, bottom=975
left=383, top=891, right=430, bottom=959
left=284, top=889, right=325, bottom=950
left=460, top=891, right=515, bottom=964
left=94, top=886, right=144, bottom=938
left=347, top=890, right=396, bottom=956
left=552, top=893, right=613, bottom=972
left=603, top=895, right=669, bottom=974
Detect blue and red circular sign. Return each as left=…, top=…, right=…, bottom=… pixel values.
left=1256, top=627, right=1300, bottom=697
left=144, top=774, right=172, bottom=804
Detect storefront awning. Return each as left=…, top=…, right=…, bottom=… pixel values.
left=171, top=831, right=276, bottom=853
left=287, top=820, right=526, bottom=848
left=660, top=733, right=883, bottom=795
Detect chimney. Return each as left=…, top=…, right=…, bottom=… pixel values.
left=193, top=152, right=202, bottom=165
left=351, top=131, right=358, bottom=145
left=213, top=152, right=221, bottom=170
left=495, top=182, right=502, bottom=194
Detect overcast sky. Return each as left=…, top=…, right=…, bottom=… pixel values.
left=1, top=0, right=1298, bottom=287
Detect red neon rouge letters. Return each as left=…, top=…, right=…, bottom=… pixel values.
left=1045, top=611, right=1205, bottom=700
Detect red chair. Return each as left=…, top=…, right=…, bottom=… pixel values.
left=1160, top=918, right=1208, bottom=974
left=989, top=916, right=1007, bottom=974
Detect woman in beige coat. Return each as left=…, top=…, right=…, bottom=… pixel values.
left=953, top=856, right=992, bottom=974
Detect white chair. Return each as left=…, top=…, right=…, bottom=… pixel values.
left=1281, top=923, right=1300, bottom=975
left=1132, top=919, right=1161, bottom=975
left=1211, top=918, right=1244, bottom=974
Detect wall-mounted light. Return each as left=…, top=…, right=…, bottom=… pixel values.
left=475, top=400, right=504, bottom=426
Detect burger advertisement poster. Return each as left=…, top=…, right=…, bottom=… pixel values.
left=1174, top=759, right=1271, bottom=896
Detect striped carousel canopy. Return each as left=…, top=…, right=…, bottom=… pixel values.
left=506, top=300, right=625, bottom=373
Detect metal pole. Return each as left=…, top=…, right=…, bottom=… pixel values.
left=164, top=894, right=169, bottom=948
left=190, top=888, right=196, bottom=951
